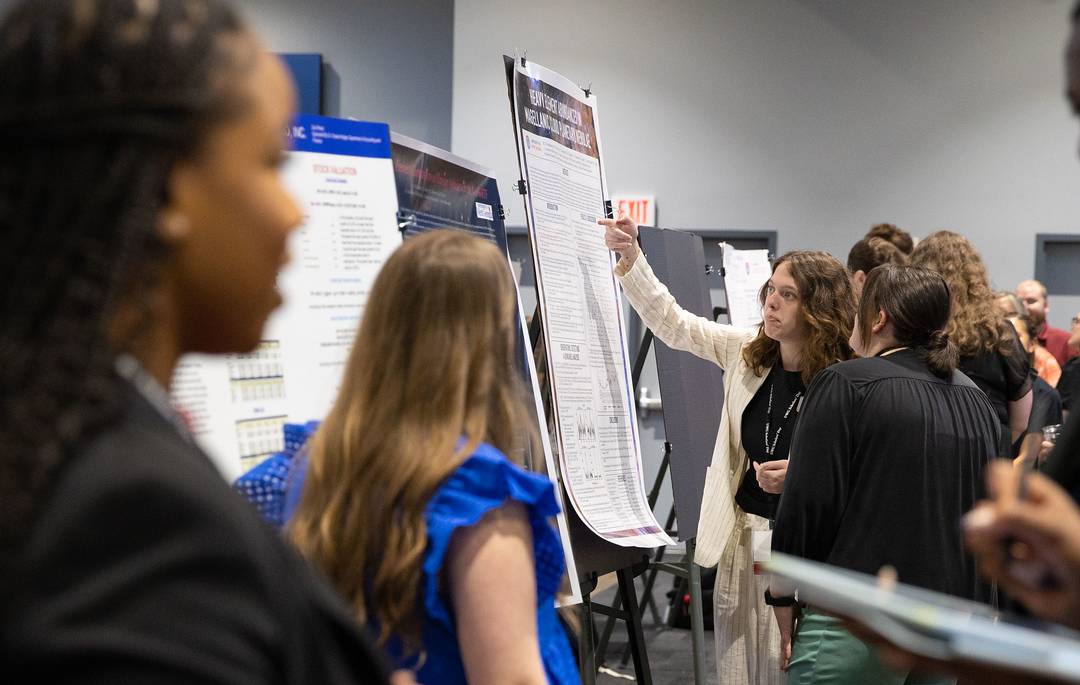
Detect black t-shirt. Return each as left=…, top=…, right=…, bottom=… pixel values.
left=735, top=363, right=805, bottom=519
left=773, top=349, right=1000, bottom=602
left=957, top=325, right=1032, bottom=436
left=1043, top=402, right=1080, bottom=504
left=1028, top=376, right=1063, bottom=434
left=1059, top=357, right=1080, bottom=413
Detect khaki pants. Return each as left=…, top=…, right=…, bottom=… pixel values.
left=713, top=512, right=785, bottom=684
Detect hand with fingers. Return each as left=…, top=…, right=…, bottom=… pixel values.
left=772, top=605, right=795, bottom=671
left=596, top=212, right=640, bottom=267
left=964, top=460, right=1080, bottom=630
left=1037, top=439, right=1055, bottom=466
left=755, top=459, right=789, bottom=494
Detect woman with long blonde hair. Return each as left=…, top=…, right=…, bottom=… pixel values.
left=288, top=230, right=579, bottom=685
left=911, top=231, right=1033, bottom=452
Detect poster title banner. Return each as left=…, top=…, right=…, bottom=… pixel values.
left=288, top=115, right=391, bottom=159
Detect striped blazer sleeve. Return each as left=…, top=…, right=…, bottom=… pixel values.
left=616, top=252, right=755, bottom=370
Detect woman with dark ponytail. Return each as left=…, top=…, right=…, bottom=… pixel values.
left=767, top=265, right=1001, bottom=683
left=0, top=1, right=392, bottom=682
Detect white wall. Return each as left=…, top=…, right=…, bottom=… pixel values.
left=453, top=0, right=1080, bottom=328
left=236, top=0, right=454, bottom=148
left=0, top=0, right=455, bottom=147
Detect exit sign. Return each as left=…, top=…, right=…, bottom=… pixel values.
left=612, top=195, right=656, bottom=226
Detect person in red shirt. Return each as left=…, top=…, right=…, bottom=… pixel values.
left=1017, top=279, right=1078, bottom=367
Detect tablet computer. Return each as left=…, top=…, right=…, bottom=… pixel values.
left=765, top=553, right=1080, bottom=681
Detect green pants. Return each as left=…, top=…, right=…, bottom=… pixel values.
left=787, top=610, right=954, bottom=685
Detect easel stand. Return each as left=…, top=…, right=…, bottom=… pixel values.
left=595, top=328, right=708, bottom=685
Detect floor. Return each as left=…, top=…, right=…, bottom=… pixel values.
left=590, top=572, right=717, bottom=685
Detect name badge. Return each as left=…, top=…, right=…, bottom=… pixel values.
left=751, top=529, right=773, bottom=575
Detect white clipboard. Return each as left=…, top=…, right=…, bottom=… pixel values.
left=766, top=553, right=1080, bottom=681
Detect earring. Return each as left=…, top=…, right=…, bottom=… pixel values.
left=159, top=211, right=191, bottom=242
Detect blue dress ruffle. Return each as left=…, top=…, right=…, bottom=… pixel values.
left=395, top=443, right=579, bottom=685
left=236, top=434, right=580, bottom=685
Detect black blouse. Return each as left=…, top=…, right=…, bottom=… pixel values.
left=736, top=363, right=805, bottom=520
left=772, top=349, right=1000, bottom=602
left=1059, top=357, right=1080, bottom=414
left=957, top=326, right=1032, bottom=445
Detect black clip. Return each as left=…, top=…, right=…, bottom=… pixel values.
left=603, top=199, right=614, bottom=220
left=515, top=180, right=528, bottom=195
left=497, top=204, right=507, bottom=220
left=583, top=82, right=593, bottom=98
left=396, top=211, right=416, bottom=233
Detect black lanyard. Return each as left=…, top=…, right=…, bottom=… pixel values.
left=764, top=376, right=801, bottom=457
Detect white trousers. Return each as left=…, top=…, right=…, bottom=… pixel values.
left=712, top=512, right=786, bottom=685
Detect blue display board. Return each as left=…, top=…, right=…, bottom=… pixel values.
left=279, top=53, right=323, bottom=115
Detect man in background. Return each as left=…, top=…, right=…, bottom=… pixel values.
left=1016, top=279, right=1077, bottom=367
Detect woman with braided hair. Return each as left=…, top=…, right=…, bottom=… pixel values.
left=0, top=1, right=393, bottom=682
left=769, top=265, right=1000, bottom=682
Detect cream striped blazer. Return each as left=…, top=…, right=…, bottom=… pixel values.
left=617, top=252, right=767, bottom=567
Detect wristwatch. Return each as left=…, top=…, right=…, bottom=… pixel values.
left=764, top=588, right=797, bottom=607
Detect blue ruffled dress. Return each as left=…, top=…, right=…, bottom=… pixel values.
left=236, top=432, right=580, bottom=685
left=387, top=443, right=580, bottom=685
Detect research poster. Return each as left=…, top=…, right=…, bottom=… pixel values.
left=509, top=58, right=673, bottom=548
left=720, top=242, right=772, bottom=329
left=172, top=116, right=400, bottom=480
left=391, top=132, right=506, bottom=252
left=391, top=134, right=582, bottom=603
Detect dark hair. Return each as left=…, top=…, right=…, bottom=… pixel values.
left=742, top=250, right=857, bottom=386
left=0, top=0, right=247, bottom=547
left=847, top=236, right=908, bottom=273
left=865, top=223, right=914, bottom=256
left=1006, top=311, right=1034, bottom=341
left=859, top=265, right=959, bottom=378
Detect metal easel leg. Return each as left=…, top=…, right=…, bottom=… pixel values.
left=616, top=567, right=653, bottom=685
left=687, top=538, right=707, bottom=685
left=580, top=591, right=597, bottom=685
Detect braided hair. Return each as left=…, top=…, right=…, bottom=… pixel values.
left=0, top=0, right=247, bottom=549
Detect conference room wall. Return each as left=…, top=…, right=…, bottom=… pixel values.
left=0, top=0, right=456, bottom=150
left=452, top=0, right=1080, bottom=328
left=234, top=0, right=454, bottom=149
left=453, top=0, right=1080, bottom=529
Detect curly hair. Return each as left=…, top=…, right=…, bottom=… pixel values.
left=847, top=236, right=908, bottom=273
left=866, top=223, right=914, bottom=255
left=0, top=0, right=247, bottom=549
left=909, top=231, right=1013, bottom=358
left=742, top=251, right=857, bottom=385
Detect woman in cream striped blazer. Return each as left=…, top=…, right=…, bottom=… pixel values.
left=600, top=215, right=856, bottom=684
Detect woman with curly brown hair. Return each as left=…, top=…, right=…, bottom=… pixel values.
left=911, top=231, right=1033, bottom=452
left=599, top=214, right=856, bottom=684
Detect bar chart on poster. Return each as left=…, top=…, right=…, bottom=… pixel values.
left=171, top=116, right=400, bottom=480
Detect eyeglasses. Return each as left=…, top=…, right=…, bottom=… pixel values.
left=1073, top=316, right=1080, bottom=326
